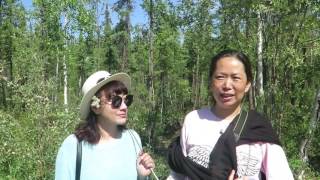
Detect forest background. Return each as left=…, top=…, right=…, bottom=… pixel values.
left=0, top=0, right=320, bottom=179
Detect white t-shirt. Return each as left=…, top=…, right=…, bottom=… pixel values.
left=167, top=107, right=294, bottom=180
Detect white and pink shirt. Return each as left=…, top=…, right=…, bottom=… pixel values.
left=167, top=107, right=294, bottom=180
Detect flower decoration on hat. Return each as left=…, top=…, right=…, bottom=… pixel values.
left=91, top=95, right=101, bottom=108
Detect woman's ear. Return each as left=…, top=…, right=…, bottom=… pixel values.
left=245, top=82, right=251, bottom=93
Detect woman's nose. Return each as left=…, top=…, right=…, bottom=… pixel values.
left=222, top=78, right=232, bottom=89
left=119, top=99, right=128, bottom=109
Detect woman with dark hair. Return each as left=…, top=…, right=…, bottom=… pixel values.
left=167, top=50, right=294, bottom=179
left=55, top=71, right=155, bottom=180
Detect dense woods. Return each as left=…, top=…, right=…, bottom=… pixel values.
left=0, top=0, right=319, bottom=179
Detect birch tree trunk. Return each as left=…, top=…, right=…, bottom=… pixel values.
left=62, top=12, right=68, bottom=112
left=55, top=53, right=59, bottom=103
left=147, top=0, right=156, bottom=144
left=256, top=11, right=264, bottom=96
left=63, top=54, right=68, bottom=111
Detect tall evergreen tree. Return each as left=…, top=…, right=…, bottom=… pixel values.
left=113, top=0, right=132, bottom=71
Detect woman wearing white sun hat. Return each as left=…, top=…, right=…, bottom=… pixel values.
left=55, top=71, right=155, bottom=180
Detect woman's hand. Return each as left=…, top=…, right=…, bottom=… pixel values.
left=228, top=170, right=248, bottom=180
left=137, top=151, right=155, bottom=177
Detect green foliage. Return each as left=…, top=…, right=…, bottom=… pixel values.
left=0, top=108, right=77, bottom=179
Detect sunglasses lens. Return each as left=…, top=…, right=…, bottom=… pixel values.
left=111, top=96, right=122, bottom=108
left=125, top=95, right=133, bottom=107
left=111, top=95, right=133, bottom=108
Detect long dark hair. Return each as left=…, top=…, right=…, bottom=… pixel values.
left=75, top=81, right=129, bottom=144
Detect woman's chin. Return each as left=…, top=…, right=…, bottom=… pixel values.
left=217, top=101, right=238, bottom=110
left=117, top=118, right=127, bottom=125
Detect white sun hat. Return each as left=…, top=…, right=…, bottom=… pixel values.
left=79, top=71, right=131, bottom=120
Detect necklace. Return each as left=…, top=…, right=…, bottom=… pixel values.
left=210, top=106, right=243, bottom=135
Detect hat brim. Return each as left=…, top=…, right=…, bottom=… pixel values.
left=79, top=73, right=131, bottom=120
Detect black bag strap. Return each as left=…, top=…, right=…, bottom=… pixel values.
left=76, top=138, right=82, bottom=180
left=233, top=110, right=248, bottom=142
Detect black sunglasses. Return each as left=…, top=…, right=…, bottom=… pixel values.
left=110, top=95, right=133, bottom=108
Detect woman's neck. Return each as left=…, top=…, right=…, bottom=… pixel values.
left=211, top=105, right=241, bottom=120
left=97, top=118, right=120, bottom=142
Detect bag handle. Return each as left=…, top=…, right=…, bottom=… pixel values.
left=233, top=110, right=248, bottom=142
left=76, top=138, right=82, bottom=180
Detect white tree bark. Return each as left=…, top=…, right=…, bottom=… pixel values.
left=55, top=53, right=59, bottom=103
left=256, top=11, right=264, bottom=96
left=62, top=12, right=68, bottom=112
left=63, top=55, right=68, bottom=110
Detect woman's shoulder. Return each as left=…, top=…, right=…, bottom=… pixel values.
left=124, top=129, right=141, bottom=140
left=123, top=129, right=142, bottom=152
left=60, top=134, right=78, bottom=148
left=240, top=110, right=281, bottom=145
left=56, top=134, right=78, bottom=159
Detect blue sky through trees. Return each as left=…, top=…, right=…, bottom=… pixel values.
left=21, top=0, right=148, bottom=26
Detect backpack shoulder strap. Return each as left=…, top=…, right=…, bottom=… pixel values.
left=76, top=138, right=82, bottom=180
left=233, top=110, right=248, bottom=142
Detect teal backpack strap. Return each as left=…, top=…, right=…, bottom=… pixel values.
left=76, top=138, right=82, bottom=180
left=233, top=110, right=248, bottom=142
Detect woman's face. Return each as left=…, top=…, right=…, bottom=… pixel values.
left=210, top=56, right=251, bottom=111
left=95, top=93, right=130, bottom=126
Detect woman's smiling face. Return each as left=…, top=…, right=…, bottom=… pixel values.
left=211, top=56, right=251, bottom=111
